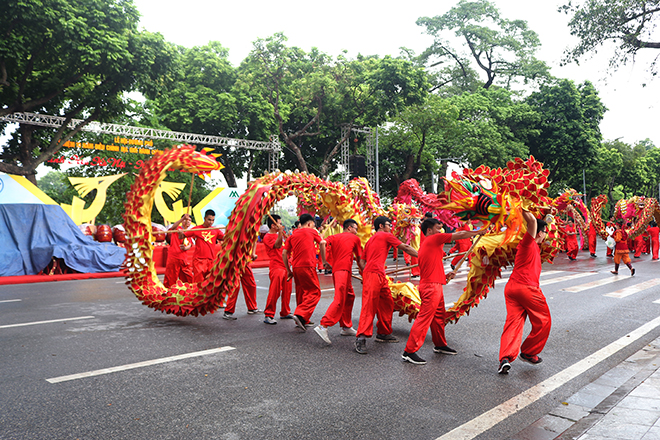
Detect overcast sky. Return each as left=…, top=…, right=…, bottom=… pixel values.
left=133, top=0, right=660, bottom=148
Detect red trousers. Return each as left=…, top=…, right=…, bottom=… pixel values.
left=320, top=270, right=356, bottom=328
left=607, top=246, right=613, bottom=256
left=264, top=267, right=292, bottom=318
left=567, top=240, right=578, bottom=259
left=653, top=239, right=659, bottom=259
left=192, top=257, right=213, bottom=283
left=225, top=267, right=258, bottom=314
left=634, top=237, right=645, bottom=257
left=292, top=266, right=321, bottom=322
left=499, top=282, right=551, bottom=362
left=357, top=271, right=394, bottom=338
left=410, top=256, right=420, bottom=276
left=588, top=232, right=597, bottom=254
left=404, top=283, right=447, bottom=353
left=163, top=257, right=193, bottom=288
left=451, top=241, right=471, bottom=267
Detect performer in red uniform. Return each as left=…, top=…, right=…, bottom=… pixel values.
left=648, top=221, right=660, bottom=260
left=450, top=223, right=472, bottom=269
left=402, top=218, right=487, bottom=365
left=263, top=215, right=293, bottom=324
left=313, top=219, right=365, bottom=344
left=565, top=218, right=579, bottom=260
left=498, top=211, right=551, bottom=374
left=611, top=222, right=635, bottom=276
left=223, top=239, right=261, bottom=320
left=354, top=216, right=418, bottom=355
left=588, top=222, right=598, bottom=257
left=283, top=213, right=325, bottom=331
left=634, top=232, right=646, bottom=258
left=181, top=210, right=223, bottom=283
left=163, top=214, right=193, bottom=288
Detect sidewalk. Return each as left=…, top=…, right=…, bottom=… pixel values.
left=513, top=336, right=660, bottom=440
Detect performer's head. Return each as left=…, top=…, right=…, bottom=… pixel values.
left=421, top=218, right=442, bottom=236
left=343, top=219, right=359, bottom=234
left=180, top=214, right=191, bottom=229
left=267, top=214, right=282, bottom=230
left=567, top=217, right=574, bottom=224
left=374, top=216, right=392, bottom=232
left=535, top=218, right=548, bottom=244
left=203, top=209, right=215, bottom=227
left=424, top=212, right=433, bottom=219
left=652, top=221, right=657, bottom=228
left=299, top=213, right=315, bottom=228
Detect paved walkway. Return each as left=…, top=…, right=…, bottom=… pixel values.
left=513, top=336, right=660, bottom=440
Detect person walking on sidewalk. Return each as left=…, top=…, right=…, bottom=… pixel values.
left=402, top=218, right=487, bottom=365
left=313, top=219, right=364, bottom=344
left=283, top=213, right=325, bottom=331
left=354, top=216, right=418, bottom=355
left=498, top=210, right=551, bottom=375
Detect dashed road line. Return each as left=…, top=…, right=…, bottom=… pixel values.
left=0, top=316, right=95, bottom=329
left=604, top=279, right=660, bottom=298
left=0, top=299, right=22, bottom=303
left=562, top=276, right=628, bottom=292
left=46, top=346, right=236, bottom=384
left=540, top=272, right=595, bottom=287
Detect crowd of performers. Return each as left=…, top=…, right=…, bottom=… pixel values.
left=162, top=207, right=553, bottom=375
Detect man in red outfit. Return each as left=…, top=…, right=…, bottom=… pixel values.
left=402, top=218, right=487, bottom=365
left=611, top=222, right=635, bottom=276
left=648, top=221, right=660, bottom=260
left=222, top=240, right=262, bottom=320
left=354, top=216, right=418, bottom=355
left=263, top=215, right=293, bottom=324
left=313, top=219, right=365, bottom=344
left=164, top=214, right=193, bottom=288
left=565, top=218, right=579, bottom=260
left=588, top=222, right=598, bottom=258
left=283, top=213, right=325, bottom=331
left=498, top=211, right=551, bottom=374
left=181, top=210, right=223, bottom=283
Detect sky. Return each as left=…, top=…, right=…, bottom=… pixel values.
left=132, top=0, right=660, bottom=148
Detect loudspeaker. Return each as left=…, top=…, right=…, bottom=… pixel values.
left=349, top=155, right=366, bottom=179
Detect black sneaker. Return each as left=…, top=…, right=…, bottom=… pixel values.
left=519, top=353, right=542, bottom=364
left=292, top=315, right=307, bottom=331
left=402, top=351, right=427, bottom=365
left=355, top=338, right=367, bottom=354
left=631, top=268, right=636, bottom=276
left=433, top=345, right=457, bottom=355
left=280, top=314, right=294, bottom=319
left=222, top=312, right=236, bottom=320
left=498, top=358, right=511, bottom=374
left=375, top=333, right=399, bottom=343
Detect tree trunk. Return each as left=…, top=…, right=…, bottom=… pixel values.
left=220, top=163, right=238, bottom=188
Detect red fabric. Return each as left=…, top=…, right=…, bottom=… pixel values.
left=320, top=270, right=356, bottom=328
left=292, top=266, right=321, bottom=322
left=499, top=282, right=551, bottom=362
left=264, top=267, right=292, bottom=318
left=404, top=283, right=447, bottom=353
left=634, top=235, right=645, bottom=258
left=326, top=232, right=362, bottom=271
left=192, top=257, right=214, bottom=283
left=649, top=226, right=660, bottom=259
left=225, top=267, right=258, bottom=314
left=262, top=233, right=286, bottom=271
left=614, top=230, right=630, bottom=251
left=163, top=258, right=193, bottom=288
left=168, top=227, right=192, bottom=261
left=418, top=233, right=451, bottom=284
left=285, top=227, right=322, bottom=268
left=186, top=227, right=223, bottom=259
left=565, top=224, right=579, bottom=259
left=508, top=233, right=541, bottom=287
left=363, top=231, right=402, bottom=275
left=410, top=256, right=420, bottom=276
left=588, top=223, right=597, bottom=254
left=356, top=271, right=394, bottom=338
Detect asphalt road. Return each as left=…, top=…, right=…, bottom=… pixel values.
left=1, top=247, right=660, bottom=440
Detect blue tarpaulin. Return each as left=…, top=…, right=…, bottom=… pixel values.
left=0, top=204, right=126, bottom=276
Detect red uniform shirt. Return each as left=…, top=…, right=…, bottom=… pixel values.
left=262, top=232, right=286, bottom=271
left=325, top=232, right=362, bottom=272
left=418, top=232, right=451, bottom=284
left=363, top=231, right=402, bottom=275
left=284, top=227, right=322, bottom=268
left=508, top=233, right=541, bottom=288
left=186, top=226, right=223, bottom=260
left=614, top=229, right=629, bottom=251
left=168, top=226, right=191, bottom=261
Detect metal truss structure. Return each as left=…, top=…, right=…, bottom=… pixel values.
left=340, top=125, right=376, bottom=191
left=0, top=112, right=282, bottom=171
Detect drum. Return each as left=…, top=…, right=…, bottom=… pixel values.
left=112, top=225, right=126, bottom=243
left=79, top=223, right=97, bottom=236
left=152, top=225, right=166, bottom=242
left=95, top=224, right=113, bottom=242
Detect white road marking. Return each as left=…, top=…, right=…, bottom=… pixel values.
left=539, top=272, right=595, bottom=287
left=654, top=298, right=660, bottom=304
left=46, top=346, right=236, bottom=384
left=321, top=288, right=335, bottom=293
left=434, top=315, right=660, bottom=440
left=562, top=276, right=628, bottom=292
left=0, top=316, right=95, bottom=329
left=604, top=279, right=660, bottom=298
left=0, top=299, right=21, bottom=303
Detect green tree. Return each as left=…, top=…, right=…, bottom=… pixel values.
left=560, top=0, right=660, bottom=72
left=417, top=0, right=550, bottom=92
left=0, top=0, right=175, bottom=183
left=525, top=79, right=606, bottom=191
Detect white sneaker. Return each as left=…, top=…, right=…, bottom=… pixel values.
left=314, top=326, right=331, bottom=344
left=340, top=327, right=357, bottom=336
